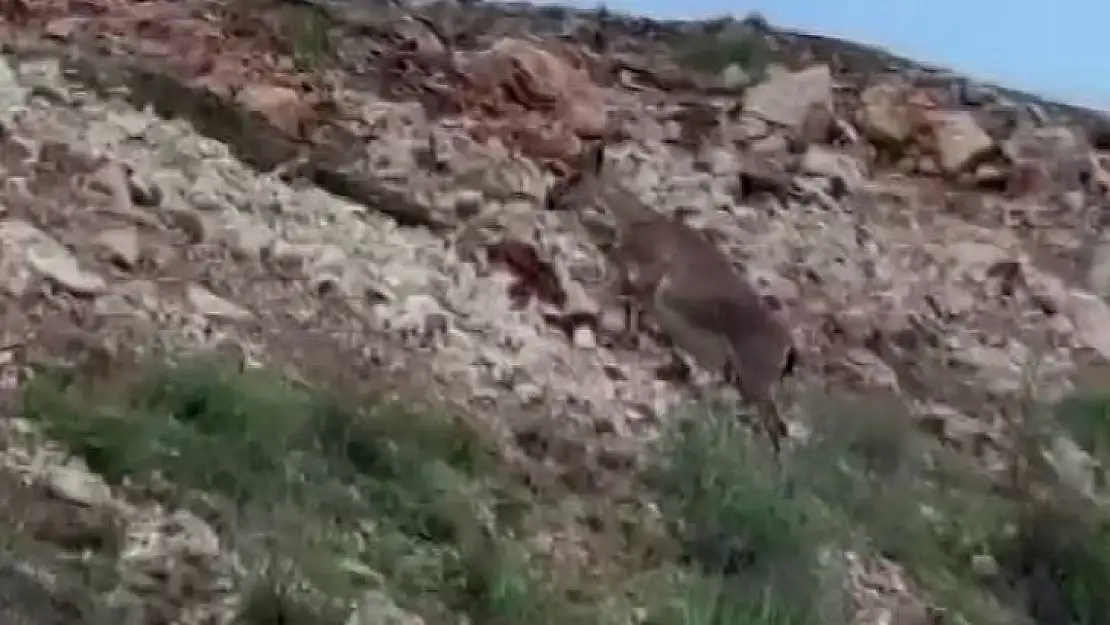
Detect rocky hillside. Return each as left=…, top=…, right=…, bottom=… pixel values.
left=1, top=1, right=1110, bottom=624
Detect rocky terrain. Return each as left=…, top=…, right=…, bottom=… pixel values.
left=1, top=0, right=1110, bottom=624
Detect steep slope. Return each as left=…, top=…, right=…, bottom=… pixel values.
left=0, top=1, right=1110, bottom=624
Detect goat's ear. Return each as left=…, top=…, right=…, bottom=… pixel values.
left=585, top=141, right=605, bottom=175
left=780, top=345, right=798, bottom=380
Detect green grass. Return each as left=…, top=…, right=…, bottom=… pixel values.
left=19, top=355, right=1110, bottom=625
left=645, top=391, right=1110, bottom=625
left=1030, top=390, right=1110, bottom=625
left=21, top=358, right=578, bottom=625
left=795, top=401, right=1021, bottom=625
left=646, top=405, right=847, bottom=625
left=675, top=33, right=772, bottom=78
left=278, top=6, right=335, bottom=73
left=230, top=0, right=336, bottom=73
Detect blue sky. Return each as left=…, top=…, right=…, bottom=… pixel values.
left=540, top=0, right=1109, bottom=110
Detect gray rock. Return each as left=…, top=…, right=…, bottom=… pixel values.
left=346, top=590, right=424, bottom=625
left=800, top=146, right=865, bottom=192
left=0, top=57, right=30, bottom=115
left=44, top=463, right=113, bottom=508
left=927, top=110, right=995, bottom=174
left=27, top=249, right=107, bottom=296
left=186, top=284, right=252, bottom=321
left=161, top=205, right=210, bottom=244
left=1068, top=290, right=1110, bottom=360
left=114, top=508, right=237, bottom=625
left=94, top=227, right=140, bottom=269
left=718, top=63, right=751, bottom=90
left=0, top=220, right=106, bottom=296
left=957, top=80, right=996, bottom=107
left=859, top=82, right=915, bottom=145
left=1086, top=239, right=1110, bottom=299
left=743, top=64, right=832, bottom=129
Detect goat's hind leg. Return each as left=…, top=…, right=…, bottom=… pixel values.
left=726, top=361, right=788, bottom=461
left=752, top=395, right=790, bottom=466
left=620, top=293, right=645, bottom=348
left=589, top=270, right=643, bottom=349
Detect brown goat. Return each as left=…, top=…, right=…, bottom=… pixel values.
left=547, top=142, right=797, bottom=453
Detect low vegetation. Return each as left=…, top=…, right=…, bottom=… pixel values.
left=674, top=20, right=773, bottom=81
left=21, top=358, right=568, bottom=625
left=14, top=355, right=1110, bottom=625
left=246, top=0, right=337, bottom=72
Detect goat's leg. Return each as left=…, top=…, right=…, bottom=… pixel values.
left=612, top=262, right=652, bottom=349
left=620, top=294, right=641, bottom=347
left=753, top=395, right=789, bottom=463
left=726, top=362, right=789, bottom=462
left=589, top=269, right=642, bottom=348
left=654, top=348, right=695, bottom=384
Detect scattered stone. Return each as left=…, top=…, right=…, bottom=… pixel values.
left=718, top=63, right=751, bottom=90
left=27, top=248, right=107, bottom=295
left=736, top=155, right=793, bottom=198
left=113, top=508, right=237, bottom=625
left=744, top=64, right=833, bottom=129
left=451, top=189, right=484, bottom=219
left=43, top=18, right=81, bottom=41
left=1068, top=290, right=1110, bottom=360
left=186, top=284, right=252, bottom=321
left=161, top=205, right=210, bottom=244
left=800, top=146, right=865, bottom=192
left=347, top=590, right=426, bottom=625
left=572, top=324, right=597, bottom=349
left=926, top=110, right=996, bottom=174
left=1046, top=435, right=1101, bottom=497
left=1086, top=239, right=1110, bottom=299
left=971, top=554, right=1000, bottom=578
left=235, top=84, right=307, bottom=138
left=858, top=82, right=917, bottom=146
left=94, top=227, right=141, bottom=269
left=0, top=220, right=106, bottom=295
left=43, top=463, right=113, bottom=508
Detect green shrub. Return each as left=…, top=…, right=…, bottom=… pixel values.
left=21, top=358, right=576, bottom=625
left=677, top=34, right=771, bottom=77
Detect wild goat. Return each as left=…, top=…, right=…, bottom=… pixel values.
left=547, top=142, right=797, bottom=453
